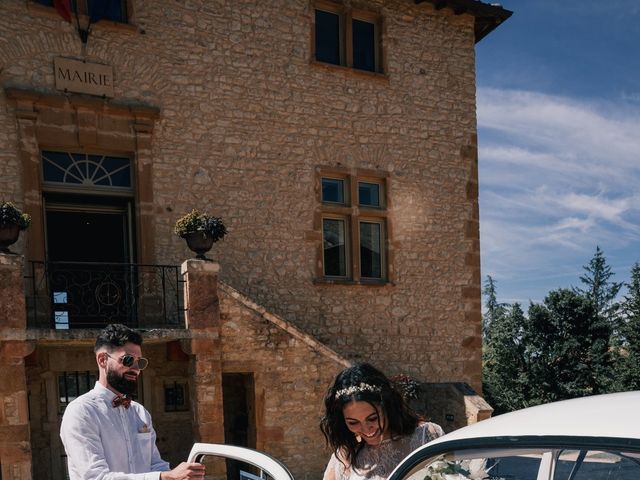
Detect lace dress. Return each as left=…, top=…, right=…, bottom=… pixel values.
left=323, top=423, right=444, bottom=480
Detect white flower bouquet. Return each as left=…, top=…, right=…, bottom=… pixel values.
left=423, top=458, right=489, bottom=480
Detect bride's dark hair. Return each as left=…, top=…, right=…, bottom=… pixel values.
left=320, top=363, right=420, bottom=468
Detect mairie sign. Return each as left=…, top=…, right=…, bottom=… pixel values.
left=54, top=57, right=114, bottom=97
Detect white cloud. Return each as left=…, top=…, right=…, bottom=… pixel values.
left=477, top=88, right=640, bottom=303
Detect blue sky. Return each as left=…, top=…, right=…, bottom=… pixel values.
left=475, top=0, right=640, bottom=305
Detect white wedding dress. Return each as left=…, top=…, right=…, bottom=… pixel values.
left=323, top=422, right=444, bottom=480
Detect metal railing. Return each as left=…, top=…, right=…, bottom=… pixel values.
left=25, top=261, right=185, bottom=329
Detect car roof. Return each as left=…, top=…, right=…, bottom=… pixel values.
left=426, top=390, right=640, bottom=446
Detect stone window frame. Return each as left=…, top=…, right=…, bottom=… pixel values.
left=311, top=0, right=385, bottom=75
left=5, top=87, right=160, bottom=266
left=314, top=166, right=394, bottom=285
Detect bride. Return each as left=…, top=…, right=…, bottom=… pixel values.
left=320, top=363, right=443, bottom=480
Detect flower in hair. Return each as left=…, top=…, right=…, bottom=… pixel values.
left=335, top=382, right=382, bottom=399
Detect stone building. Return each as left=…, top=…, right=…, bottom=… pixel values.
left=0, top=0, right=509, bottom=479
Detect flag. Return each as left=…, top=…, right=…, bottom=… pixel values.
left=53, top=0, right=72, bottom=23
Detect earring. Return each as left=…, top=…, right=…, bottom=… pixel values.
left=355, top=434, right=362, bottom=443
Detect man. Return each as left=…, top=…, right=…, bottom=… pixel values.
left=60, top=323, right=205, bottom=480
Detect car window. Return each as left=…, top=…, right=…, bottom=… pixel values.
left=195, top=456, right=276, bottom=480
left=407, top=448, right=640, bottom=480
left=553, top=449, right=640, bottom=480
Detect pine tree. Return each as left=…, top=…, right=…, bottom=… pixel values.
left=483, top=303, right=528, bottom=414
left=574, top=246, right=622, bottom=327
left=616, top=263, right=640, bottom=390
left=482, top=275, right=507, bottom=341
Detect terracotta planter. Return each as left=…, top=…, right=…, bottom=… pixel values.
left=0, top=223, right=21, bottom=254
left=184, top=230, right=215, bottom=260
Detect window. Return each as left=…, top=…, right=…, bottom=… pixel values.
left=164, top=380, right=189, bottom=412
left=407, top=448, right=640, bottom=480
left=58, top=371, right=96, bottom=413
left=42, top=151, right=133, bottom=191
left=323, top=217, right=348, bottom=276
left=33, top=0, right=129, bottom=23
left=318, top=169, right=389, bottom=283
left=315, top=9, right=342, bottom=66
left=313, top=2, right=382, bottom=73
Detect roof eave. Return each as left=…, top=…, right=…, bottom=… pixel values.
left=415, top=0, right=513, bottom=43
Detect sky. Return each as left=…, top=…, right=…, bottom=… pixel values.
left=474, top=0, right=640, bottom=306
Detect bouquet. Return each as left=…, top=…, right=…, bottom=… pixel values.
left=423, top=458, right=489, bottom=480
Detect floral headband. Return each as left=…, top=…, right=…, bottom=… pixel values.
left=335, top=382, right=382, bottom=399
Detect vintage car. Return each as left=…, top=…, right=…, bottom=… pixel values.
left=189, top=390, right=640, bottom=480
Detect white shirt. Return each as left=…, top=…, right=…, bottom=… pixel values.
left=60, top=382, right=170, bottom=480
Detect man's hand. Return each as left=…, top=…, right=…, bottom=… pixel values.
left=160, top=462, right=206, bottom=479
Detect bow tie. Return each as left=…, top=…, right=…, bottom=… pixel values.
left=112, top=395, right=132, bottom=409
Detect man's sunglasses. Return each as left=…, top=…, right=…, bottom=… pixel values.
left=105, top=353, right=149, bottom=370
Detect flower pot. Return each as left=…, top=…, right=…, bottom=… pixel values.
left=184, top=230, right=215, bottom=260
left=0, top=223, right=20, bottom=254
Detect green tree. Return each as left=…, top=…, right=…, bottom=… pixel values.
left=482, top=252, right=622, bottom=414
left=483, top=302, right=528, bottom=414
left=615, top=263, right=640, bottom=390
left=525, top=288, right=612, bottom=404
left=482, top=275, right=507, bottom=341
left=574, top=246, right=622, bottom=326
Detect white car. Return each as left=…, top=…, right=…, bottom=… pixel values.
left=189, top=391, right=640, bottom=480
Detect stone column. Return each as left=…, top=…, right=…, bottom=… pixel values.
left=180, top=259, right=225, bottom=446
left=0, top=253, right=33, bottom=479
left=12, top=96, right=44, bottom=262
left=461, top=136, right=483, bottom=394
left=134, top=120, right=156, bottom=266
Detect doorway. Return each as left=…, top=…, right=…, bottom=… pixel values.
left=222, top=373, right=257, bottom=480
left=44, top=194, right=135, bottom=328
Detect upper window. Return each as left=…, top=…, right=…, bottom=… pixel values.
left=318, top=170, right=389, bottom=283
left=42, top=151, right=133, bottom=192
left=358, top=181, right=380, bottom=207
left=33, top=0, right=128, bottom=23
left=322, top=177, right=346, bottom=204
left=313, top=2, right=382, bottom=73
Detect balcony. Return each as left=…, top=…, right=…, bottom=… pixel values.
left=25, top=261, right=185, bottom=329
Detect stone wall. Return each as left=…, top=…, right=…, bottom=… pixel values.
left=0, top=0, right=482, bottom=393
left=410, top=382, right=493, bottom=433
left=218, top=280, right=349, bottom=479
left=0, top=254, right=32, bottom=480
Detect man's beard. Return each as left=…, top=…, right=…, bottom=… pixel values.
left=106, top=367, right=138, bottom=395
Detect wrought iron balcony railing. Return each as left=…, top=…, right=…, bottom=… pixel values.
left=25, top=261, right=185, bottom=329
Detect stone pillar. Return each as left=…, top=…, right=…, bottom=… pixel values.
left=180, top=259, right=224, bottom=446
left=462, top=136, right=483, bottom=394
left=0, top=253, right=33, bottom=479
left=134, top=120, right=156, bottom=266
left=12, top=96, right=44, bottom=262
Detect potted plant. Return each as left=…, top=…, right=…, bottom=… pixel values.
left=174, top=209, right=227, bottom=260
left=0, top=201, right=32, bottom=253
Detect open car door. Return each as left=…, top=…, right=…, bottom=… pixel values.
left=188, top=443, right=295, bottom=480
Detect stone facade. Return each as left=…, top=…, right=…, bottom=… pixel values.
left=4, top=256, right=348, bottom=480
left=0, top=0, right=510, bottom=478
left=0, top=0, right=486, bottom=384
